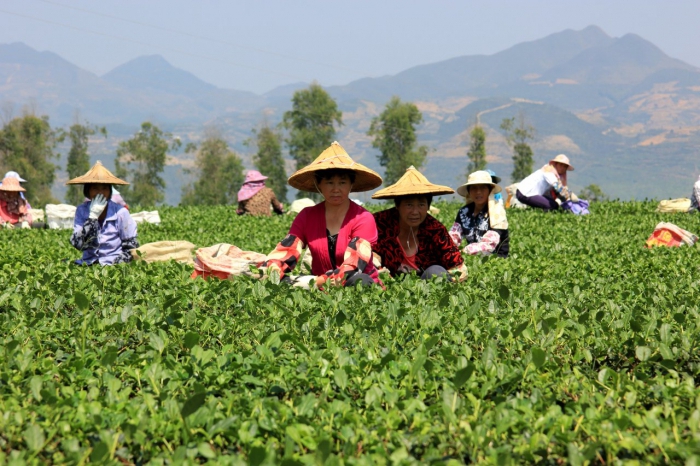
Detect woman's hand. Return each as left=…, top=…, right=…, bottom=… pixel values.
left=327, top=274, right=345, bottom=287
left=315, top=272, right=344, bottom=288
left=89, top=194, right=108, bottom=220
left=265, top=262, right=283, bottom=284
left=449, top=263, right=468, bottom=282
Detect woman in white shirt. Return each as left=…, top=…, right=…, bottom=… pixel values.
left=516, top=154, right=575, bottom=211
left=689, top=175, right=700, bottom=212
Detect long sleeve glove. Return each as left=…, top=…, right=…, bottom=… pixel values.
left=464, top=230, right=501, bottom=256
left=262, top=234, right=303, bottom=281
left=89, top=194, right=108, bottom=220
left=315, top=237, right=373, bottom=288
left=448, top=222, right=462, bottom=247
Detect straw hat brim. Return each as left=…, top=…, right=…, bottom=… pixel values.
left=66, top=176, right=129, bottom=185
left=372, top=182, right=454, bottom=199
left=288, top=141, right=383, bottom=193
left=0, top=180, right=25, bottom=192
left=372, top=186, right=454, bottom=199
left=551, top=163, right=574, bottom=171
left=66, top=161, right=129, bottom=185
left=289, top=167, right=382, bottom=193
left=371, top=165, right=453, bottom=199
left=549, top=158, right=574, bottom=171
left=457, top=182, right=502, bottom=198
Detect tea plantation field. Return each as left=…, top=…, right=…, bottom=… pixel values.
left=1, top=202, right=700, bottom=465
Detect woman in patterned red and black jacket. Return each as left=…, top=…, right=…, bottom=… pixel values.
left=372, top=166, right=466, bottom=281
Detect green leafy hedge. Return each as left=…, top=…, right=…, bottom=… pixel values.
left=1, top=201, right=699, bottom=464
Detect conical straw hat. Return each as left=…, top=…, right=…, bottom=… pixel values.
left=457, top=170, right=502, bottom=198
left=288, top=141, right=382, bottom=193
left=549, top=154, right=574, bottom=171
left=0, top=177, right=26, bottom=192
left=66, top=161, right=129, bottom=185
left=372, top=165, right=453, bottom=199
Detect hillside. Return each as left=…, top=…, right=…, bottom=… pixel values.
left=103, top=55, right=217, bottom=95
left=0, top=47, right=263, bottom=126
left=326, top=26, right=615, bottom=102
left=0, top=26, right=699, bottom=202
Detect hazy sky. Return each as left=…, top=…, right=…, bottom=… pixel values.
left=1, top=0, right=699, bottom=94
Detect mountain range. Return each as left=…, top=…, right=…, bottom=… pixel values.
left=1, top=25, right=699, bottom=203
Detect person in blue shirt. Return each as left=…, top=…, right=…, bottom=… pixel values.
left=485, top=169, right=503, bottom=204
left=67, top=161, right=139, bottom=266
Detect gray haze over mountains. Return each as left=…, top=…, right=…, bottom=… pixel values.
left=1, top=25, right=699, bottom=203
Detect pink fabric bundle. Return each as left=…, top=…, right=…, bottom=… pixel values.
left=237, top=170, right=269, bottom=201
left=192, top=243, right=267, bottom=279
left=237, top=181, right=266, bottom=202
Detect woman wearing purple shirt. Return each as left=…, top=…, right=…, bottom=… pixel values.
left=67, top=161, right=139, bottom=266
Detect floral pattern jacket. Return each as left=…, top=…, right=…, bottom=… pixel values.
left=450, top=203, right=509, bottom=258
left=373, top=208, right=463, bottom=276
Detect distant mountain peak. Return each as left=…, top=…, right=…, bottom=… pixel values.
left=3, top=41, right=36, bottom=52
left=116, top=54, right=171, bottom=67
left=134, top=54, right=166, bottom=61
left=514, top=25, right=612, bottom=50
left=538, top=30, right=696, bottom=86
left=579, top=25, right=610, bottom=36
left=0, top=41, right=89, bottom=69
left=103, top=54, right=217, bottom=95
left=263, top=81, right=310, bottom=98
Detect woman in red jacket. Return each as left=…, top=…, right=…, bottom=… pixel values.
left=263, top=141, right=383, bottom=287
left=0, top=176, right=31, bottom=228
left=372, top=166, right=466, bottom=281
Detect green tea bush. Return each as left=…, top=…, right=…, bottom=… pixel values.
left=0, top=201, right=699, bottom=464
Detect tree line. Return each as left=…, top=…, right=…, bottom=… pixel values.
left=0, top=85, right=560, bottom=208
left=467, top=116, right=607, bottom=201
left=466, top=115, right=535, bottom=182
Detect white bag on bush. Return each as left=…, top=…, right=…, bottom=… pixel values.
left=505, top=184, right=528, bottom=209
left=288, top=198, right=315, bottom=215
left=45, top=204, right=77, bottom=229
left=28, top=208, right=45, bottom=222
left=130, top=210, right=161, bottom=225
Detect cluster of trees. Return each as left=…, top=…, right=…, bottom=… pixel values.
left=0, top=113, right=111, bottom=207
left=3, top=84, right=606, bottom=208
left=0, top=114, right=287, bottom=207
left=0, top=85, right=429, bottom=207
left=281, top=85, right=427, bottom=198
left=152, top=84, right=428, bottom=205
left=466, top=115, right=535, bottom=183
left=0, top=114, right=63, bottom=207
left=182, top=84, right=429, bottom=203
left=468, top=117, right=608, bottom=200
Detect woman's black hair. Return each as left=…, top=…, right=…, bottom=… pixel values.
left=83, top=183, right=113, bottom=200
left=393, top=194, right=433, bottom=208
left=314, top=169, right=356, bottom=185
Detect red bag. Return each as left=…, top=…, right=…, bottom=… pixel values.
left=645, top=222, right=698, bottom=248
